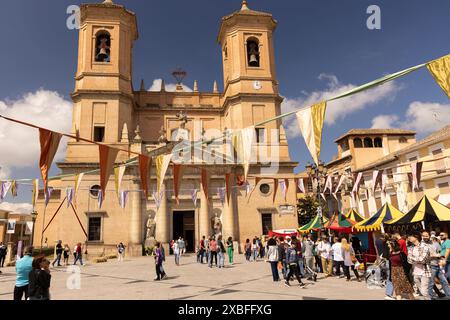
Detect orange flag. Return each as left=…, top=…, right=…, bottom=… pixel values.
left=173, top=164, right=183, bottom=205
left=225, top=172, right=231, bottom=203
left=201, top=169, right=209, bottom=200
left=139, top=155, right=152, bottom=199
left=273, top=178, right=279, bottom=203
left=39, top=129, right=62, bottom=192
left=99, top=144, right=119, bottom=198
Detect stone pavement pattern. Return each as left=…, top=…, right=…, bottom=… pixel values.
left=0, top=254, right=384, bottom=300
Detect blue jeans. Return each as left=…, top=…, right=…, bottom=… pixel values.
left=385, top=267, right=394, bottom=297
left=270, top=261, right=280, bottom=281
left=174, top=253, right=180, bottom=265
left=430, top=265, right=450, bottom=298
left=298, top=259, right=305, bottom=277
left=73, top=253, right=83, bottom=265
left=252, top=249, right=258, bottom=261
left=218, top=252, right=225, bottom=267
left=446, top=261, right=450, bottom=279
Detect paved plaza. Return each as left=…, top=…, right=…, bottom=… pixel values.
left=0, top=254, right=385, bottom=300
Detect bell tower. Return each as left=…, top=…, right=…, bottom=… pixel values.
left=67, top=0, right=138, bottom=162
left=218, top=1, right=291, bottom=163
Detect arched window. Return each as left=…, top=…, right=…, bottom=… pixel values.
left=399, top=136, right=407, bottom=144
left=246, top=38, right=260, bottom=67
left=354, top=138, right=363, bottom=148
left=364, top=137, right=373, bottom=148
left=374, top=137, right=383, bottom=148
left=95, top=32, right=111, bottom=62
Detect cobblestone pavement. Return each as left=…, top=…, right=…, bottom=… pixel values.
left=0, top=254, right=385, bottom=300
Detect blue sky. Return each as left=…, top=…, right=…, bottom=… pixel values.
left=0, top=0, right=449, bottom=207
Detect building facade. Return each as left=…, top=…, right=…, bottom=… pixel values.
left=32, top=1, right=298, bottom=256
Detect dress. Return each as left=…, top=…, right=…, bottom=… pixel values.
left=390, top=252, right=414, bottom=299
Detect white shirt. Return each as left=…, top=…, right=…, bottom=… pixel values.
left=331, top=243, right=344, bottom=261
left=317, top=241, right=332, bottom=260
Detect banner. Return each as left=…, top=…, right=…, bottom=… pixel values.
left=97, top=189, right=104, bottom=209
left=323, top=175, right=333, bottom=194
left=333, top=175, right=345, bottom=198
left=7, top=219, right=16, bottom=234
left=25, top=221, right=34, bottom=235
left=156, top=154, right=172, bottom=194
left=99, top=144, right=119, bottom=199
left=44, top=187, right=54, bottom=207
left=273, top=178, right=279, bottom=203
left=119, top=190, right=129, bottom=209
left=39, top=129, right=62, bottom=192
left=245, top=182, right=252, bottom=197
left=66, top=187, right=74, bottom=208
left=372, top=170, right=383, bottom=193
left=352, top=172, right=364, bottom=196
left=10, top=181, right=18, bottom=197
left=191, top=189, right=198, bottom=207
left=173, top=164, right=183, bottom=205
left=296, top=101, right=327, bottom=165
left=232, top=126, right=255, bottom=181
left=114, top=165, right=126, bottom=199
left=427, top=54, right=450, bottom=98
left=32, top=179, right=39, bottom=208
left=297, top=178, right=306, bottom=194
left=218, top=187, right=226, bottom=207
left=381, top=172, right=388, bottom=193
left=201, top=169, right=209, bottom=200
left=139, top=155, right=151, bottom=199
left=411, top=162, right=423, bottom=191
left=225, top=173, right=231, bottom=203
left=1, top=181, right=11, bottom=200
left=280, top=179, right=289, bottom=200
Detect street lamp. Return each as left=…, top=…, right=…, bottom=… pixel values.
left=30, top=211, right=37, bottom=249
left=305, top=161, right=328, bottom=229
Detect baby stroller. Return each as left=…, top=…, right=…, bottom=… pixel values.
left=301, top=257, right=318, bottom=282
left=365, top=256, right=388, bottom=289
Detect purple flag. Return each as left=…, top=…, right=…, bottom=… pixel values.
left=280, top=180, right=287, bottom=199
left=97, top=190, right=104, bottom=209
left=192, top=189, right=198, bottom=207
left=119, top=190, right=129, bottom=209
left=44, top=187, right=54, bottom=207
left=153, top=191, right=163, bottom=211
left=218, top=187, right=226, bottom=206
left=297, top=179, right=305, bottom=194
left=66, top=187, right=74, bottom=208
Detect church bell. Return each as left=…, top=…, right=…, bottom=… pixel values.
left=249, top=54, right=258, bottom=65
left=96, top=48, right=109, bottom=61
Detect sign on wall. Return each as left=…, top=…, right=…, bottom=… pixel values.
left=7, top=219, right=16, bottom=234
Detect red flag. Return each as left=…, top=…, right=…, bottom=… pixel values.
left=201, top=169, right=209, bottom=200
left=99, top=144, right=119, bottom=198
left=225, top=173, right=231, bottom=203
left=39, top=129, right=62, bottom=192
left=139, top=155, right=152, bottom=199
left=173, top=164, right=183, bottom=205
left=273, top=178, right=279, bottom=203
left=236, top=174, right=245, bottom=186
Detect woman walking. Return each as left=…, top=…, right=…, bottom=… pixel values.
left=389, top=239, right=415, bottom=300
left=252, top=238, right=258, bottom=262
left=244, top=239, right=251, bottom=261
left=341, top=238, right=361, bottom=282
left=226, top=237, right=234, bottom=265
left=217, top=236, right=226, bottom=268
left=285, top=241, right=305, bottom=287
left=173, top=239, right=180, bottom=266
left=267, top=238, right=280, bottom=281
left=154, top=242, right=166, bottom=280
left=28, top=255, right=52, bottom=300
left=117, top=243, right=125, bottom=262
left=63, top=244, right=70, bottom=266
left=73, top=243, right=83, bottom=266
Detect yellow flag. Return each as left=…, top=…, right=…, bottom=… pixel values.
left=296, top=101, right=327, bottom=165
left=114, top=166, right=126, bottom=198
left=31, top=179, right=39, bottom=208
left=427, top=54, right=450, bottom=98
left=156, top=154, right=172, bottom=194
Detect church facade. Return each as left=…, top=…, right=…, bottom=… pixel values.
left=32, top=0, right=298, bottom=256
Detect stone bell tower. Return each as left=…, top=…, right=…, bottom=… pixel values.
left=218, top=0, right=291, bottom=165
left=67, top=0, right=138, bottom=163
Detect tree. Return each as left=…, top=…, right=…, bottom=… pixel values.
left=297, top=194, right=328, bottom=226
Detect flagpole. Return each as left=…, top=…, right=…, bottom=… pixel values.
left=40, top=205, right=47, bottom=253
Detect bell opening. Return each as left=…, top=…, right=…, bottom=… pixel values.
left=247, top=39, right=260, bottom=67
left=95, top=32, right=111, bottom=63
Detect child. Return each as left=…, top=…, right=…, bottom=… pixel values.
left=285, top=241, right=305, bottom=287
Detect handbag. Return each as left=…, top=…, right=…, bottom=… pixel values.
left=351, top=254, right=358, bottom=263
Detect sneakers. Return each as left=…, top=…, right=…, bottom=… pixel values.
left=154, top=277, right=160, bottom=281
left=284, top=281, right=291, bottom=287
left=299, top=283, right=306, bottom=287
left=384, top=295, right=395, bottom=300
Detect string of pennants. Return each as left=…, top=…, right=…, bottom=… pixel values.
left=0, top=54, right=449, bottom=210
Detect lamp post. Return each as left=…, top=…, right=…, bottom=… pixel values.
left=305, top=161, right=328, bottom=231
left=30, top=211, right=37, bottom=249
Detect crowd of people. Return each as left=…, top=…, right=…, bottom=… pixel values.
left=195, top=235, right=235, bottom=268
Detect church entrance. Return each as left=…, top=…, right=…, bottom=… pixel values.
left=173, top=211, right=195, bottom=252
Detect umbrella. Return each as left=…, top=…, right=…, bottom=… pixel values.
left=345, top=209, right=365, bottom=223
left=385, top=195, right=450, bottom=225
left=354, top=203, right=404, bottom=232
left=326, top=212, right=357, bottom=233
left=298, top=215, right=329, bottom=233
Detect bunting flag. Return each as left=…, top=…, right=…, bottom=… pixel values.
left=245, top=182, right=252, bottom=197
left=32, top=179, right=39, bottom=208
left=39, top=129, right=62, bottom=192
left=323, top=175, right=333, bottom=194
left=66, top=187, right=74, bottom=208
left=201, top=169, right=209, bottom=200
left=232, top=126, right=255, bottom=181
left=156, top=154, right=172, bottom=194
left=74, top=172, right=84, bottom=207
left=427, top=54, right=450, bottom=98
left=411, top=162, right=423, bottom=191
left=352, top=172, right=364, bottom=196
left=407, top=172, right=414, bottom=191
left=296, top=101, right=327, bottom=165
left=218, top=187, right=226, bottom=207
left=173, top=164, right=183, bottom=205
left=225, top=173, right=231, bottom=203
left=297, top=178, right=306, bottom=194
left=138, top=155, right=152, bottom=199
left=152, top=191, right=161, bottom=211
left=97, top=190, right=104, bottom=209
left=191, top=189, right=198, bottom=207
left=10, top=181, right=18, bottom=197
left=333, top=175, right=345, bottom=198
left=280, top=180, right=287, bottom=200
left=273, top=178, right=279, bottom=203
left=114, top=165, right=126, bottom=199
left=381, top=172, right=388, bottom=193
left=372, top=170, right=383, bottom=193
left=99, top=144, right=119, bottom=199
left=320, top=193, right=327, bottom=202
left=246, top=176, right=259, bottom=201
left=119, top=190, right=129, bottom=209
left=1, top=181, right=12, bottom=200
left=44, top=187, right=54, bottom=207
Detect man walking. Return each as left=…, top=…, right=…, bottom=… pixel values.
left=331, top=237, right=344, bottom=277
left=52, top=240, right=63, bottom=267
left=73, top=243, right=83, bottom=266
left=0, top=242, right=7, bottom=273
left=302, top=234, right=316, bottom=280
left=408, top=232, right=431, bottom=300
left=14, top=246, right=33, bottom=301
left=317, top=235, right=333, bottom=277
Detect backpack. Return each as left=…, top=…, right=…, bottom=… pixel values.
left=210, top=241, right=217, bottom=252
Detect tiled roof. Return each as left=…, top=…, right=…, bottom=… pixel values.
left=335, top=129, right=416, bottom=142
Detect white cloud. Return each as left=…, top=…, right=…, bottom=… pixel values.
left=148, top=79, right=193, bottom=92
left=0, top=89, right=72, bottom=176
left=281, top=74, right=401, bottom=138
left=0, top=202, right=33, bottom=214
left=371, top=101, right=450, bottom=134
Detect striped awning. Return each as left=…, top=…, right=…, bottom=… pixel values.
left=326, top=212, right=356, bottom=233
left=298, top=215, right=329, bottom=233
left=386, top=195, right=450, bottom=224
left=345, top=209, right=365, bottom=223
left=354, top=203, right=404, bottom=232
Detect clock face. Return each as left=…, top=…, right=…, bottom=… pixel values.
left=253, top=81, right=262, bottom=90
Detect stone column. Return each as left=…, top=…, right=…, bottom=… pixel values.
left=128, top=172, right=143, bottom=255
left=222, top=173, right=236, bottom=240
left=155, top=183, right=170, bottom=243
left=199, top=179, right=210, bottom=239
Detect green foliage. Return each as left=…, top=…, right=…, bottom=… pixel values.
left=297, top=194, right=328, bottom=226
